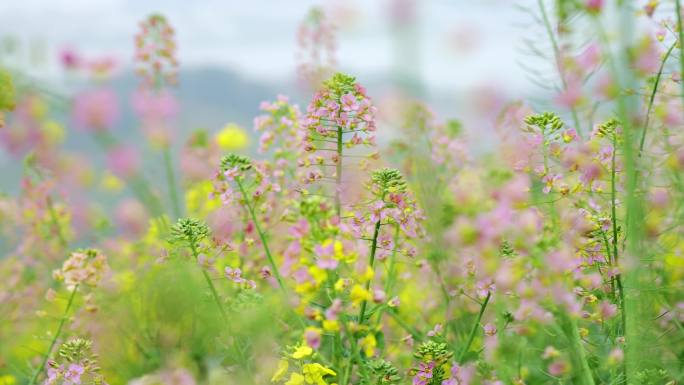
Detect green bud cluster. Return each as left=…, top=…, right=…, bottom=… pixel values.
left=371, top=168, right=408, bottom=196
left=220, top=153, right=252, bottom=172
left=170, top=218, right=210, bottom=247
left=524, top=112, right=564, bottom=132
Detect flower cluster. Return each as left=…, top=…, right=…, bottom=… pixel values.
left=134, top=14, right=179, bottom=88
left=45, top=338, right=106, bottom=385
left=52, top=250, right=109, bottom=290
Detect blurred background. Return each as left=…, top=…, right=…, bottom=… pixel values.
left=0, top=0, right=543, bottom=192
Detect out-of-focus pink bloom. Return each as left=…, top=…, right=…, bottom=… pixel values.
left=577, top=43, right=601, bottom=70
left=555, top=79, right=583, bottom=108
left=72, top=89, right=119, bottom=132
left=115, top=199, right=148, bottom=237
left=635, top=38, right=661, bottom=75
left=132, top=88, right=179, bottom=122
left=60, top=48, right=81, bottom=70
left=442, top=363, right=475, bottom=385
left=305, top=328, right=322, bottom=350
left=548, top=360, right=569, bottom=376
left=585, top=0, right=603, bottom=13
left=89, top=56, right=118, bottom=78
left=427, top=323, right=442, bottom=337
left=599, top=301, right=618, bottom=319
left=106, top=145, right=139, bottom=177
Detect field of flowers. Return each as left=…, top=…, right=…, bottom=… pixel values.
left=1, top=1, right=684, bottom=384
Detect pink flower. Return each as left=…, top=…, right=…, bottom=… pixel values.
left=60, top=48, right=81, bottom=70
left=72, top=89, right=119, bottom=132
left=427, top=323, right=443, bottom=337
left=548, top=360, right=568, bottom=376
left=225, top=266, right=244, bottom=283
left=63, top=364, right=84, bottom=385
left=132, top=88, right=179, bottom=122
left=555, top=79, right=583, bottom=108
left=106, top=145, right=139, bottom=178
left=340, top=92, right=360, bottom=112
left=305, top=328, right=322, bottom=350
left=577, top=43, right=601, bottom=70
left=413, top=362, right=435, bottom=385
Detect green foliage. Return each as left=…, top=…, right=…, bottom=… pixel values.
left=413, top=341, right=452, bottom=362
left=597, top=118, right=620, bottom=138
left=371, top=168, right=408, bottom=196
left=322, top=72, right=357, bottom=96
left=363, top=359, right=401, bottom=385
left=220, top=153, right=252, bottom=172
left=524, top=112, right=564, bottom=133
left=0, top=68, right=15, bottom=112
left=58, top=338, right=93, bottom=363
left=170, top=218, right=210, bottom=248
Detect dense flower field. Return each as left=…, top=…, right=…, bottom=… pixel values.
left=1, top=1, right=684, bottom=385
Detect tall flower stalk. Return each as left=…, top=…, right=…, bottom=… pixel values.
left=217, top=154, right=285, bottom=290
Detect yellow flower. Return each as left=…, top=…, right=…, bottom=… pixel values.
left=216, top=123, right=248, bottom=150
left=309, top=266, right=328, bottom=286
left=0, top=375, right=16, bottom=385
left=334, top=279, right=348, bottom=292
left=322, top=319, right=340, bottom=332
left=271, top=360, right=289, bottom=382
left=101, top=172, right=124, bottom=192
left=302, top=363, right=336, bottom=385
left=185, top=181, right=220, bottom=217
left=361, top=266, right=374, bottom=282
left=360, top=334, right=377, bottom=357
left=350, top=284, right=371, bottom=305
left=43, top=120, right=65, bottom=144
left=291, top=344, right=313, bottom=359
left=285, top=372, right=305, bottom=385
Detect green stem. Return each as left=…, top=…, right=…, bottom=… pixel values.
left=676, top=0, right=684, bottom=109
left=335, top=125, right=343, bottom=217
left=639, top=42, right=676, bottom=155
left=558, top=312, right=596, bottom=385
left=235, top=177, right=285, bottom=290
left=28, top=284, right=79, bottom=385
left=45, top=196, right=67, bottom=248
left=458, top=291, right=491, bottom=362
left=190, top=243, right=227, bottom=320
left=610, top=131, right=628, bottom=382
left=357, top=219, right=382, bottom=326
left=163, top=145, right=182, bottom=219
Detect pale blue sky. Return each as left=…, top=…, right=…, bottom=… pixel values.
left=0, top=0, right=537, bottom=94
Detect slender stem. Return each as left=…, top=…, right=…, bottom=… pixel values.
left=676, top=0, right=684, bottom=109
left=610, top=132, right=627, bottom=356
left=335, top=125, right=343, bottom=217
left=538, top=0, right=583, bottom=136
left=558, top=312, right=596, bottom=385
left=458, top=291, right=491, bottom=362
left=28, top=285, right=79, bottom=385
left=235, top=177, right=285, bottom=290
left=639, top=42, right=676, bottom=155
left=163, top=145, right=182, bottom=219
left=374, top=225, right=400, bottom=326
left=45, top=196, right=67, bottom=248
left=189, top=243, right=227, bottom=320
left=357, top=219, right=382, bottom=326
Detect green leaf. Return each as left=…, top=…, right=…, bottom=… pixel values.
left=0, top=68, right=16, bottom=111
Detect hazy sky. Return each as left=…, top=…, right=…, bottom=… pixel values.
left=0, top=0, right=537, bottom=94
